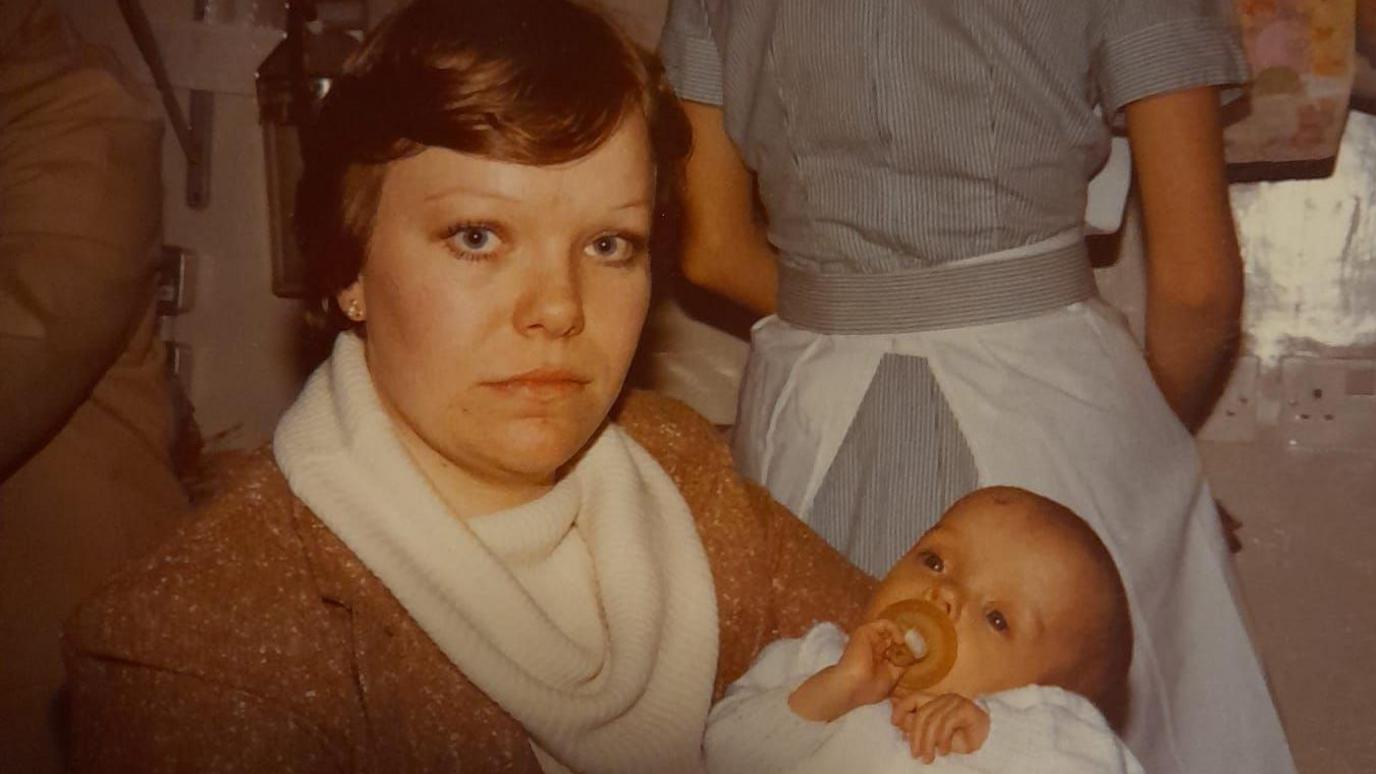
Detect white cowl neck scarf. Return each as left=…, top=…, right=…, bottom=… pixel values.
left=274, top=333, right=719, bottom=773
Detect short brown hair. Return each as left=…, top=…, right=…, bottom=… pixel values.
left=295, top=0, right=690, bottom=329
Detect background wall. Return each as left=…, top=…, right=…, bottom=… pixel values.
left=59, top=0, right=307, bottom=449
left=1101, top=113, right=1376, bottom=774
left=1204, top=112, right=1376, bottom=774
left=56, top=1, right=1375, bottom=770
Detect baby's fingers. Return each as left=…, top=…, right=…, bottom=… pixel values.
left=855, top=618, right=903, bottom=647
left=929, top=697, right=970, bottom=761
left=931, top=701, right=973, bottom=758
left=909, top=695, right=956, bottom=763
left=949, top=703, right=990, bottom=754
left=868, top=618, right=905, bottom=641
left=890, top=691, right=935, bottom=726
left=866, top=619, right=906, bottom=657
left=949, top=727, right=975, bottom=756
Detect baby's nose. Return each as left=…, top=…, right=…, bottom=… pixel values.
left=922, top=583, right=961, bottom=618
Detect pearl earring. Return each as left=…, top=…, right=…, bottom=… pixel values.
left=345, top=299, right=363, bottom=321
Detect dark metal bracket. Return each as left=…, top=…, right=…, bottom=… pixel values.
left=117, top=0, right=214, bottom=209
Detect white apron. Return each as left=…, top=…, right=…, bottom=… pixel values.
left=732, top=234, right=1295, bottom=774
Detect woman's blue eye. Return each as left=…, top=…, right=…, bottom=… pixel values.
left=920, top=552, right=944, bottom=572
left=986, top=610, right=1008, bottom=632
left=443, top=224, right=501, bottom=259
left=588, top=234, right=638, bottom=263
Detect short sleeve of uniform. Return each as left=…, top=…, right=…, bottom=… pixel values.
left=659, top=0, right=724, bottom=105
left=1094, top=0, right=1249, bottom=116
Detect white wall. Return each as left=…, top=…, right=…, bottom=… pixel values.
left=59, top=0, right=310, bottom=450
left=1204, top=112, right=1376, bottom=774
left=1069, top=112, right=1376, bottom=774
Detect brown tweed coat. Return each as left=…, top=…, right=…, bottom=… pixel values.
left=63, top=391, right=874, bottom=773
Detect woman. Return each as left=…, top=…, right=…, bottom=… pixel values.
left=658, top=1, right=1294, bottom=773
left=61, top=1, right=871, bottom=771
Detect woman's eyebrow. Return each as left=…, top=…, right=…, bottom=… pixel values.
left=609, top=197, right=653, bottom=212
left=423, top=183, right=523, bottom=203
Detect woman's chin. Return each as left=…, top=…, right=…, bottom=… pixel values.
left=490, top=420, right=601, bottom=478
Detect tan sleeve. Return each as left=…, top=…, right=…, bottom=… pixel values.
left=613, top=391, right=875, bottom=694
left=65, top=653, right=347, bottom=774
left=0, top=6, right=163, bottom=472
left=755, top=483, right=875, bottom=642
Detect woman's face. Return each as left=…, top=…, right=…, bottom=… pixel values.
left=341, top=115, right=654, bottom=515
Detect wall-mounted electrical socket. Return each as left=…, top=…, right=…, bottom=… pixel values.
left=1200, top=355, right=1260, bottom=442
left=165, top=341, right=193, bottom=395
left=157, top=245, right=196, bottom=316
left=1279, top=357, right=1376, bottom=450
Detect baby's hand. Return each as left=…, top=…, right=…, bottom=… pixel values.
left=890, top=692, right=990, bottom=763
left=788, top=619, right=908, bottom=722
left=833, top=618, right=909, bottom=707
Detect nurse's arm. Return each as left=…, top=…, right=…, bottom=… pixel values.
left=678, top=100, right=780, bottom=316
left=1125, top=85, right=1244, bottom=431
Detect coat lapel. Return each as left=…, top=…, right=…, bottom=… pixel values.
left=292, top=507, right=542, bottom=773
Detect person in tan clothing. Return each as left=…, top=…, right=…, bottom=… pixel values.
left=0, top=2, right=187, bottom=771
left=62, top=0, right=872, bottom=771
left=65, top=391, right=871, bottom=773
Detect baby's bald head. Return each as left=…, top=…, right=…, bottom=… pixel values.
left=942, top=487, right=1132, bottom=725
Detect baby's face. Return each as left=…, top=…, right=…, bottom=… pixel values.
left=862, top=494, right=1094, bottom=698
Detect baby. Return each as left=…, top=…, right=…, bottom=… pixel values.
left=706, top=486, right=1142, bottom=773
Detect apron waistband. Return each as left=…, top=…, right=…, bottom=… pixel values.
left=776, top=236, right=1096, bottom=334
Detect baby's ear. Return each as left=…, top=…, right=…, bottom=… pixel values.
left=1056, top=610, right=1131, bottom=730
left=1039, top=630, right=1100, bottom=700
left=1096, top=677, right=1129, bottom=732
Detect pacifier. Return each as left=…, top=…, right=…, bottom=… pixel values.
left=877, top=598, right=958, bottom=692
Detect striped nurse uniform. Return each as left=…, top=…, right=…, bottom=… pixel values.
left=659, top=2, right=1295, bottom=773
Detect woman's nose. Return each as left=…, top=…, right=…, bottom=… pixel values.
left=515, top=262, right=584, bottom=338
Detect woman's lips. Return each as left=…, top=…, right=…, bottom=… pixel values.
left=485, top=368, right=590, bottom=399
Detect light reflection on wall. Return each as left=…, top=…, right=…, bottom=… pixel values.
left=1231, top=111, right=1376, bottom=365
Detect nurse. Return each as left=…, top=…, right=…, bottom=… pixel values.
left=659, top=1, right=1295, bottom=773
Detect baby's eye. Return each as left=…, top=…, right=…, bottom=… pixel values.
left=590, top=235, right=622, bottom=255
left=457, top=227, right=491, bottom=249
left=918, top=551, right=944, bottom=573
left=985, top=610, right=1008, bottom=633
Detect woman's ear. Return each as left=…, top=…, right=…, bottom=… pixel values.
left=337, top=279, right=366, bottom=322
